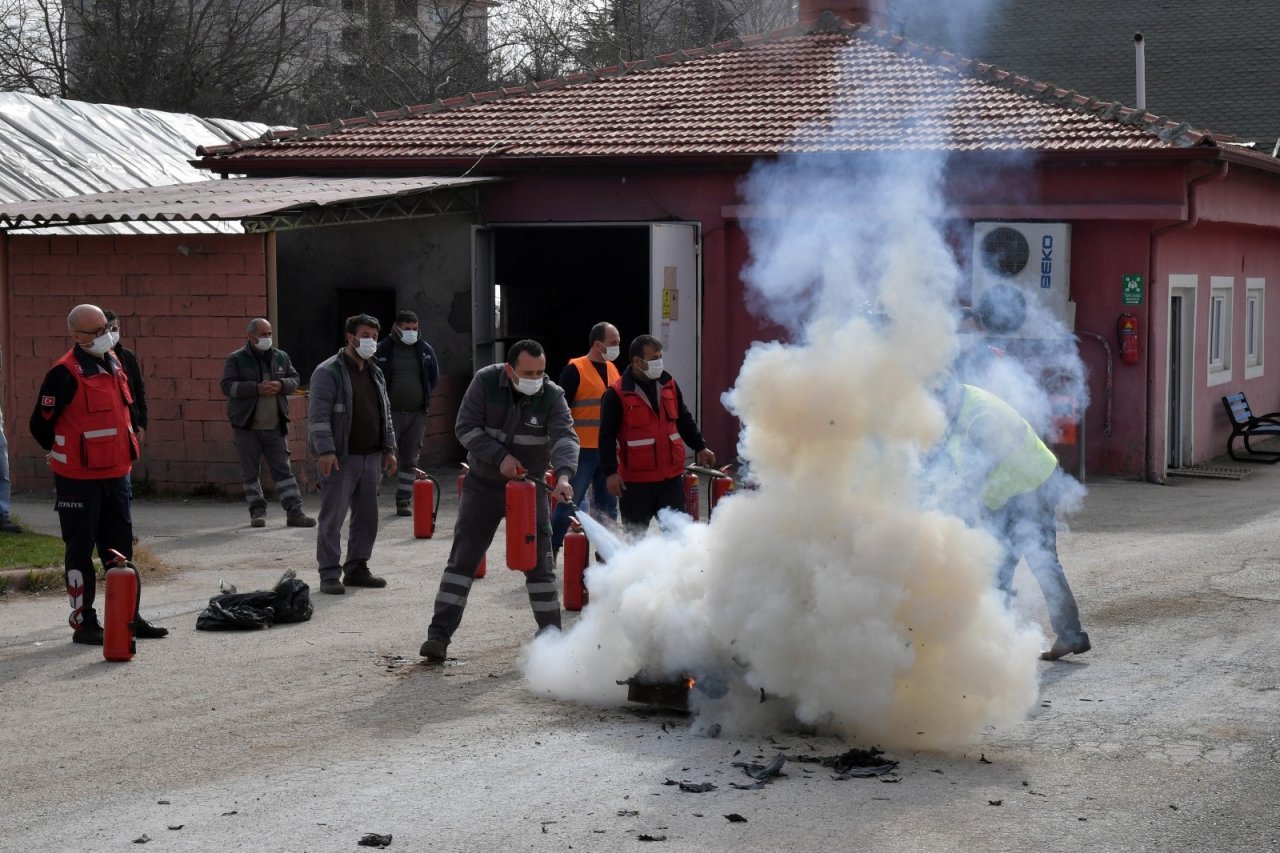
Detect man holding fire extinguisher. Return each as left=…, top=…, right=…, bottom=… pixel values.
left=29, top=304, right=168, bottom=645
left=419, top=339, right=577, bottom=662
left=600, top=334, right=715, bottom=532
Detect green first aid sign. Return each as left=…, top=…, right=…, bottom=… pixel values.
left=1122, top=274, right=1144, bottom=305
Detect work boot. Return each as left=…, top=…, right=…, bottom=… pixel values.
left=134, top=617, right=169, bottom=639
left=1041, top=632, right=1092, bottom=661
left=0, top=515, right=22, bottom=534
left=250, top=506, right=266, bottom=528
left=420, top=638, right=448, bottom=662
left=72, top=610, right=104, bottom=645
left=319, top=577, right=345, bottom=595
left=286, top=510, right=316, bottom=528
left=396, top=501, right=412, bottom=517
left=342, top=561, right=387, bottom=588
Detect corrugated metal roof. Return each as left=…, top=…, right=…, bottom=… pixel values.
left=0, top=92, right=273, bottom=235
left=199, top=14, right=1217, bottom=169
left=0, top=175, right=496, bottom=228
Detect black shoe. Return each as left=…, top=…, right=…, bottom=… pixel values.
left=72, top=611, right=104, bottom=645
left=0, top=516, right=22, bottom=534
left=420, top=638, right=448, bottom=661
left=286, top=511, right=316, bottom=528
left=343, top=565, right=387, bottom=588
left=1041, top=632, right=1091, bottom=661
left=250, top=508, right=266, bottom=528
left=134, top=617, right=169, bottom=639
left=396, top=502, right=412, bottom=517
left=319, top=577, right=345, bottom=595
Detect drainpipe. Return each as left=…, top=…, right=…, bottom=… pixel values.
left=1134, top=33, right=1146, bottom=110
left=1145, top=160, right=1229, bottom=483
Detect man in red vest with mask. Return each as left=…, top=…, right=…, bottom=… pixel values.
left=29, top=304, right=168, bottom=645
left=600, top=334, right=714, bottom=532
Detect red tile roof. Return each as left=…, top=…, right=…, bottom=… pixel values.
left=200, top=12, right=1218, bottom=167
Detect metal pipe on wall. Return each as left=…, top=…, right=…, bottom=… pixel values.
left=1134, top=33, right=1147, bottom=110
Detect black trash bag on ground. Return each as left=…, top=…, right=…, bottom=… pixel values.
left=272, top=577, right=313, bottom=623
left=195, top=590, right=276, bottom=631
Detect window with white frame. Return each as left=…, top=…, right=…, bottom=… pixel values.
left=1208, top=278, right=1234, bottom=384
left=1246, top=278, right=1265, bottom=378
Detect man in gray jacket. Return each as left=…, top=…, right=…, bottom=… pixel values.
left=419, top=339, right=577, bottom=661
left=221, top=318, right=314, bottom=528
left=309, top=314, right=398, bottom=595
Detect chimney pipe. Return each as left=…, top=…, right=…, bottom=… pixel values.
left=798, top=0, right=889, bottom=27
left=1134, top=32, right=1146, bottom=110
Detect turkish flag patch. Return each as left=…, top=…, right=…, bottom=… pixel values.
left=41, top=395, right=55, bottom=407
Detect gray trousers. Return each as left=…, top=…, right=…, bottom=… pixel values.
left=427, top=472, right=560, bottom=643
left=233, top=427, right=302, bottom=514
left=316, top=451, right=382, bottom=580
left=390, top=410, right=427, bottom=504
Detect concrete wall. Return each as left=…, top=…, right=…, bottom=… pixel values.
left=2, top=232, right=294, bottom=495
left=275, top=214, right=477, bottom=465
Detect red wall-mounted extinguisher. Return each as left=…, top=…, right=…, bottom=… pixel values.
left=506, top=473, right=538, bottom=571
left=412, top=472, right=440, bottom=539
left=708, top=466, right=735, bottom=517
left=458, top=464, right=485, bottom=578
left=1118, top=313, right=1140, bottom=364
left=563, top=520, right=589, bottom=611
left=683, top=470, right=701, bottom=520
left=103, top=552, right=138, bottom=662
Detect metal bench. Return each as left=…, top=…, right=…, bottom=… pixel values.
left=1221, top=392, right=1280, bottom=463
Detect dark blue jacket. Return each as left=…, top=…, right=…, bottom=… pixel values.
left=374, top=336, right=440, bottom=412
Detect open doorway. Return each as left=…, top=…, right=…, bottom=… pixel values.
left=1167, top=278, right=1197, bottom=468
left=478, top=224, right=701, bottom=414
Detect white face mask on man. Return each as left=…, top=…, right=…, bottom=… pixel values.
left=399, top=329, right=419, bottom=346
left=603, top=344, right=620, bottom=361
left=642, top=357, right=664, bottom=380
left=108, top=329, right=120, bottom=347
left=354, top=337, right=378, bottom=360
left=254, top=336, right=273, bottom=351
left=84, top=332, right=113, bottom=357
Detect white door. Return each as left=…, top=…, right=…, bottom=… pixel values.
left=471, top=225, right=500, bottom=372
left=650, top=223, right=701, bottom=419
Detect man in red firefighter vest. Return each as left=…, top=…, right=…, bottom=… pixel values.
left=601, top=334, right=715, bottom=532
left=551, top=321, right=622, bottom=555
left=29, top=304, right=167, bottom=645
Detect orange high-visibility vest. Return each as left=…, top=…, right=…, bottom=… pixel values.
left=568, top=355, right=619, bottom=449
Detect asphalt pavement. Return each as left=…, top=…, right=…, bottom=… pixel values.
left=1, top=464, right=1278, bottom=852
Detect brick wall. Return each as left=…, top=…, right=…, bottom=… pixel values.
left=5, top=231, right=466, bottom=497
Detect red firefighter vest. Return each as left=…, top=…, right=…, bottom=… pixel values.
left=568, top=355, right=620, bottom=449
left=612, top=376, right=686, bottom=483
left=48, top=349, right=137, bottom=479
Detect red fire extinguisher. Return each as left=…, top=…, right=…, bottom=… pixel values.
left=103, top=552, right=138, bottom=663
left=506, top=474, right=538, bottom=571
left=545, top=468, right=558, bottom=513
left=683, top=470, right=701, bottom=520
left=458, top=464, right=485, bottom=578
left=412, top=472, right=440, bottom=539
left=708, top=466, right=735, bottom=517
left=563, top=520, right=589, bottom=611
left=1118, top=313, right=1140, bottom=364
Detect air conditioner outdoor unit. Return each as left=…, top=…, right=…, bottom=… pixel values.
left=971, top=222, right=1074, bottom=338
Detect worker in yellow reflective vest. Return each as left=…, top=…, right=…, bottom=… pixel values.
left=942, top=383, right=1091, bottom=661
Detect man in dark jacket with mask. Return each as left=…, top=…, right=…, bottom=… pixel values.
left=419, top=339, right=577, bottom=662
left=374, top=310, right=440, bottom=516
left=221, top=318, right=313, bottom=529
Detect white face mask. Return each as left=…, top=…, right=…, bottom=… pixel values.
left=84, top=332, right=113, bottom=357
left=355, top=337, right=378, bottom=360
left=108, top=329, right=120, bottom=347
left=513, top=374, right=542, bottom=396
left=643, top=357, right=664, bottom=380
left=399, top=329, right=419, bottom=346
left=603, top=345, right=620, bottom=361
left=254, top=336, right=273, bottom=351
